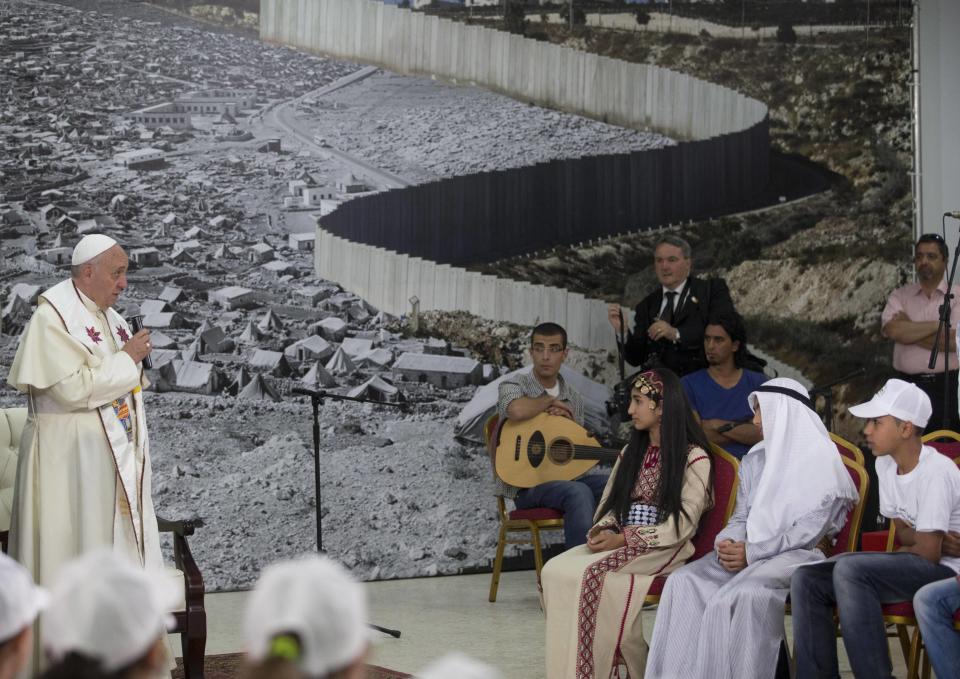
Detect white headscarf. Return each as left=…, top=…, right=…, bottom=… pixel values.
left=744, top=377, right=858, bottom=544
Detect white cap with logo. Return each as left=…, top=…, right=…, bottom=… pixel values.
left=848, top=378, right=932, bottom=428
left=71, top=234, right=117, bottom=266
left=0, top=552, right=49, bottom=642
left=243, top=555, right=368, bottom=677
left=42, top=550, right=178, bottom=671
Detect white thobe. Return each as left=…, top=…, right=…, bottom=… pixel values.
left=7, top=279, right=163, bottom=672
left=644, top=450, right=853, bottom=679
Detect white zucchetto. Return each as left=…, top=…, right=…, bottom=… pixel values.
left=71, top=234, right=117, bottom=266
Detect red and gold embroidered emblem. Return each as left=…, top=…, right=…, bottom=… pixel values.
left=86, top=326, right=102, bottom=344
left=116, top=325, right=130, bottom=343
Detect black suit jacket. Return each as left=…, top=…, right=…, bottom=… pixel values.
left=622, top=276, right=736, bottom=377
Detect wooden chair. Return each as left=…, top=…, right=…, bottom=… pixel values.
left=159, top=518, right=207, bottom=679
left=645, top=444, right=740, bottom=604
left=0, top=407, right=207, bottom=679
left=830, top=432, right=865, bottom=467
left=485, top=414, right=566, bottom=602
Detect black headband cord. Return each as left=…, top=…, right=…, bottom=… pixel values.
left=753, top=385, right=816, bottom=411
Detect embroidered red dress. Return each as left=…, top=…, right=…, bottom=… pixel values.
left=541, top=445, right=712, bottom=679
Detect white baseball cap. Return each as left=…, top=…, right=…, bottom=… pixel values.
left=71, top=234, right=117, bottom=266
left=42, top=550, right=178, bottom=671
left=417, top=652, right=504, bottom=679
left=0, top=552, right=49, bottom=642
left=848, top=378, right=932, bottom=428
left=244, top=555, right=368, bottom=677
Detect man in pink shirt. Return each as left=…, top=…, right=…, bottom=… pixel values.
left=881, top=233, right=960, bottom=431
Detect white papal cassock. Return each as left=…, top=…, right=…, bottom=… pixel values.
left=7, top=279, right=163, bottom=670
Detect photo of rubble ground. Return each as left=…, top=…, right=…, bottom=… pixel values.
left=0, top=0, right=648, bottom=590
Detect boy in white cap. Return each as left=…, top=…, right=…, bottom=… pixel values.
left=242, top=555, right=370, bottom=679
left=6, top=233, right=159, bottom=672
left=791, top=378, right=960, bottom=679
left=0, top=553, right=48, bottom=679
left=39, top=550, right=177, bottom=679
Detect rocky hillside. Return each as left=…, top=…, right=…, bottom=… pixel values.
left=465, top=24, right=914, bottom=435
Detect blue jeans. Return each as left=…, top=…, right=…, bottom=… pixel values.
left=914, top=576, right=960, bottom=679
left=514, top=474, right=608, bottom=548
left=791, top=552, right=955, bottom=679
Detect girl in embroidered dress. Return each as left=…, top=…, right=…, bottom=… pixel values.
left=541, top=369, right=713, bottom=679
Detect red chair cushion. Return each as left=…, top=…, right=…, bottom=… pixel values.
left=646, top=576, right=667, bottom=597
left=882, top=601, right=916, bottom=618
left=861, top=531, right=889, bottom=552
left=508, top=507, right=563, bottom=521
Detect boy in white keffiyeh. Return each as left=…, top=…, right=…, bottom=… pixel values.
left=645, top=377, right=858, bottom=679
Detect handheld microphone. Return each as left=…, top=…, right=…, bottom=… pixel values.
left=129, top=315, right=152, bottom=369
left=945, top=211, right=960, bottom=219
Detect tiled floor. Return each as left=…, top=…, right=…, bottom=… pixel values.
left=190, top=569, right=916, bottom=678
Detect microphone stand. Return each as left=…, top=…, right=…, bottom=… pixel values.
left=929, top=215, right=959, bottom=430
left=809, top=368, right=866, bottom=432
left=292, top=386, right=404, bottom=639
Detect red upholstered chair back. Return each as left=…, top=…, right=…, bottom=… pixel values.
left=831, top=433, right=865, bottom=466
left=690, top=445, right=740, bottom=561
left=829, top=457, right=869, bottom=556
left=485, top=414, right=500, bottom=476
left=924, top=439, right=960, bottom=462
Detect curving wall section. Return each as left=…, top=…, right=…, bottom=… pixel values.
left=261, top=0, right=770, bottom=351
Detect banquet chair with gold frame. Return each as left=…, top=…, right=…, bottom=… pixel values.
left=485, top=414, right=566, bottom=602
left=644, top=443, right=740, bottom=604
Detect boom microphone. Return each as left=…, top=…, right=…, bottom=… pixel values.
left=129, top=315, right=152, bottom=369
left=292, top=386, right=325, bottom=398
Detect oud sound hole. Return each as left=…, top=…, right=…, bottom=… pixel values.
left=527, top=431, right=546, bottom=468
left=549, top=439, right=574, bottom=464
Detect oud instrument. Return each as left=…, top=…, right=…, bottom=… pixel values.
left=492, top=413, right=620, bottom=488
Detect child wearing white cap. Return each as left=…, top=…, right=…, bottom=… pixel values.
left=38, top=550, right=178, bottom=679
left=791, top=378, right=960, bottom=679
left=242, top=555, right=369, bottom=679
left=0, top=553, right=48, bottom=679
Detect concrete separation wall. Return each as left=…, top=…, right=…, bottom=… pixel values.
left=315, top=227, right=615, bottom=352
left=260, top=0, right=766, bottom=140
left=261, top=0, right=770, bottom=352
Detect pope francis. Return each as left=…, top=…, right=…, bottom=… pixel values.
left=6, top=235, right=161, bottom=667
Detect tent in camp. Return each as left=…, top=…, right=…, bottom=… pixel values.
left=226, top=365, right=253, bottom=395
left=238, top=373, right=281, bottom=402
left=157, top=359, right=222, bottom=395
left=347, top=375, right=402, bottom=403
left=301, top=361, right=337, bottom=388
left=324, top=346, right=356, bottom=375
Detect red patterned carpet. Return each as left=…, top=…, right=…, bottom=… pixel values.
left=173, top=655, right=410, bottom=678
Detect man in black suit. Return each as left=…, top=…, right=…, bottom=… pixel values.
left=608, top=235, right=736, bottom=377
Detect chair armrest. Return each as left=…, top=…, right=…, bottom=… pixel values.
left=157, top=516, right=205, bottom=605
left=157, top=516, right=203, bottom=538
